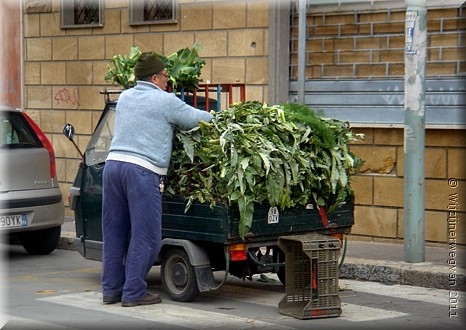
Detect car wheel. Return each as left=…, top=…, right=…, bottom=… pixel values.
left=161, top=248, right=199, bottom=302
left=19, top=226, right=61, bottom=255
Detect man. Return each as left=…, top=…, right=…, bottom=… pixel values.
left=101, top=52, right=213, bottom=307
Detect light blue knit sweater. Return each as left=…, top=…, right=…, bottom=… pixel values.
left=108, top=81, right=213, bottom=174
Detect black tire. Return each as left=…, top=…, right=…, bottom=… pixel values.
left=19, top=226, right=61, bottom=255
left=161, top=248, right=199, bottom=302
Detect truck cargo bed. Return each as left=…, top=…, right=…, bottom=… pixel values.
left=162, top=196, right=354, bottom=244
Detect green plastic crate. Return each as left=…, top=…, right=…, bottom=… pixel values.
left=278, top=233, right=342, bottom=319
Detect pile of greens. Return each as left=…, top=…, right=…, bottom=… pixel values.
left=105, top=46, right=141, bottom=89
left=166, top=101, right=363, bottom=239
left=105, top=44, right=205, bottom=90
left=163, top=44, right=205, bottom=91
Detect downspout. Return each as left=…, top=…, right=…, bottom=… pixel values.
left=297, top=0, right=307, bottom=104
left=404, top=0, right=427, bottom=263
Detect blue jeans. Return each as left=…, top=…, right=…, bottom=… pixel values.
left=101, top=160, right=162, bottom=302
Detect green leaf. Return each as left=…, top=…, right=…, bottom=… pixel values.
left=238, top=197, right=254, bottom=239
left=240, top=157, right=249, bottom=170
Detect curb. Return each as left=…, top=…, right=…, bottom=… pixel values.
left=57, top=236, right=465, bottom=292
left=57, top=235, right=75, bottom=251
left=340, top=257, right=465, bottom=291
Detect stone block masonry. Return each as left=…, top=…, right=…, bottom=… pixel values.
left=290, top=7, right=466, bottom=79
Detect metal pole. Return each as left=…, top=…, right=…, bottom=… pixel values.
left=297, top=0, right=307, bottom=104
left=404, top=0, right=427, bottom=263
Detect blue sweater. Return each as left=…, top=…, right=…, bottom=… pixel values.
left=108, top=81, right=213, bottom=174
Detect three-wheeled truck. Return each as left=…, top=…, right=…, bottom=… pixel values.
left=63, top=92, right=354, bottom=304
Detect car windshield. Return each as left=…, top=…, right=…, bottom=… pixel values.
left=85, top=105, right=116, bottom=166
left=0, top=111, right=40, bottom=149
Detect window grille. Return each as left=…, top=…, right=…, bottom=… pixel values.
left=74, top=0, right=99, bottom=24
left=60, top=0, right=104, bottom=28
left=130, top=0, right=177, bottom=25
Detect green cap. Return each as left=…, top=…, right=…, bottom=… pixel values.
left=134, top=52, right=165, bottom=78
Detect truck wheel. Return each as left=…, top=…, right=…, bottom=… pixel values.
left=161, top=248, right=199, bottom=302
left=19, top=226, right=61, bottom=255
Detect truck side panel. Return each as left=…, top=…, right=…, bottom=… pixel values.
left=161, top=197, right=354, bottom=244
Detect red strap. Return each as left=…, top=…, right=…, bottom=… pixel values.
left=319, top=207, right=329, bottom=227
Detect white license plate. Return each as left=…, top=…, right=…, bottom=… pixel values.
left=0, top=214, right=28, bottom=228
left=268, top=206, right=279, bottom=224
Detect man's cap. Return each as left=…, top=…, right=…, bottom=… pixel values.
left=134, top=52, right=165, bottom=77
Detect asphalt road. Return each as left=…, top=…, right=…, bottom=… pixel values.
left=2, top=244, right=465, bottom=330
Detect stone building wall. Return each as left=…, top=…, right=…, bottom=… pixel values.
left=290, top=6, right=465, bottom=78
left=22, top=0, right=270, bottom=218
left=289, top=5, right=465, bottom=244
left=350, top=128, right=465, bottom=245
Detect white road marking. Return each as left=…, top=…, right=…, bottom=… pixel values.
left=37, top=286, right=411, bottom=326
left=27, top=278, right=454, bottom=327
left=38, top=291, right=295, bottom=330
left=340, top=279, right=464, bottom=306
left=2, top=314, right=76, bottom=329
left=340, top=303, right=408, bottom=322
left=217, top=284, right=408, bottom=322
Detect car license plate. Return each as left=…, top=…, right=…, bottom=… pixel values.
left=0, top=214, right=28, bottom=228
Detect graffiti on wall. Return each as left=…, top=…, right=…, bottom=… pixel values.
left=54, top=87, right=80, bottom=107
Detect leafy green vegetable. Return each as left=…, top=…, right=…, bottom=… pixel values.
left=164, top=43, right=205, bottom=91
left=166, top=101, right=364, bottom=239
left=105, top=44, right=205, bottom=91
left=105, top=46, right=141, bottom=89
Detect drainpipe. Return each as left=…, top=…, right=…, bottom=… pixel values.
left=404, top=0, right=427, bottom=263
left=297, top=0, right=307, bottom=104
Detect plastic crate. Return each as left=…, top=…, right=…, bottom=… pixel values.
left=278, top=234, right=341, bottom=319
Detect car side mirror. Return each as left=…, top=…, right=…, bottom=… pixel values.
left=63, top=123, right=84, bottom=160
left=63, top=123, right=75, bottom=141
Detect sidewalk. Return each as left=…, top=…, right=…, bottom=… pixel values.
left=58, top=218, right=465, bottom=291
left=341, top=239, right=465, bottom=291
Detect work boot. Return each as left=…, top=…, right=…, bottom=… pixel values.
left=103, top=295, right=122, bottom=304
left=121, top=292, right=162, bottom=307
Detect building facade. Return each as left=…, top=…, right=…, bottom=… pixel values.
left=21, top=0, right=465, bottom=245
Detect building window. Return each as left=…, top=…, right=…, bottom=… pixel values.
left=129, top=0, right=177, bottom=25
left=60, top=0, right=104, bottom=28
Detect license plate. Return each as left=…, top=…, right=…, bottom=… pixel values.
left=0, top=214, right=28, bottom=228
left=268, top=206, right=279, bottom=224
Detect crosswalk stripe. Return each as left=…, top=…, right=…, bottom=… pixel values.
left=36, top=284, right=412, bottom=326
left=2, top=314, right=72, bottom=330
left=339, top=279, right=462, bottom=306
left=38, top=292, right=296, bottom=330
left=216, top=283, right=408, bottom=322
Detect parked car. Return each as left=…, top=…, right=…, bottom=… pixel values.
left=0, top=105, right=64, bottom=255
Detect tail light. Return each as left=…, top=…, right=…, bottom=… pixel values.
left=330, top=233, right=344, bottom=245
left=22, top=112, right=57, bottom=179
left=229, top=243, right=247, bottom=261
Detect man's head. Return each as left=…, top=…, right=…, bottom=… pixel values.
left=134, top=52, right=168, bottom=90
